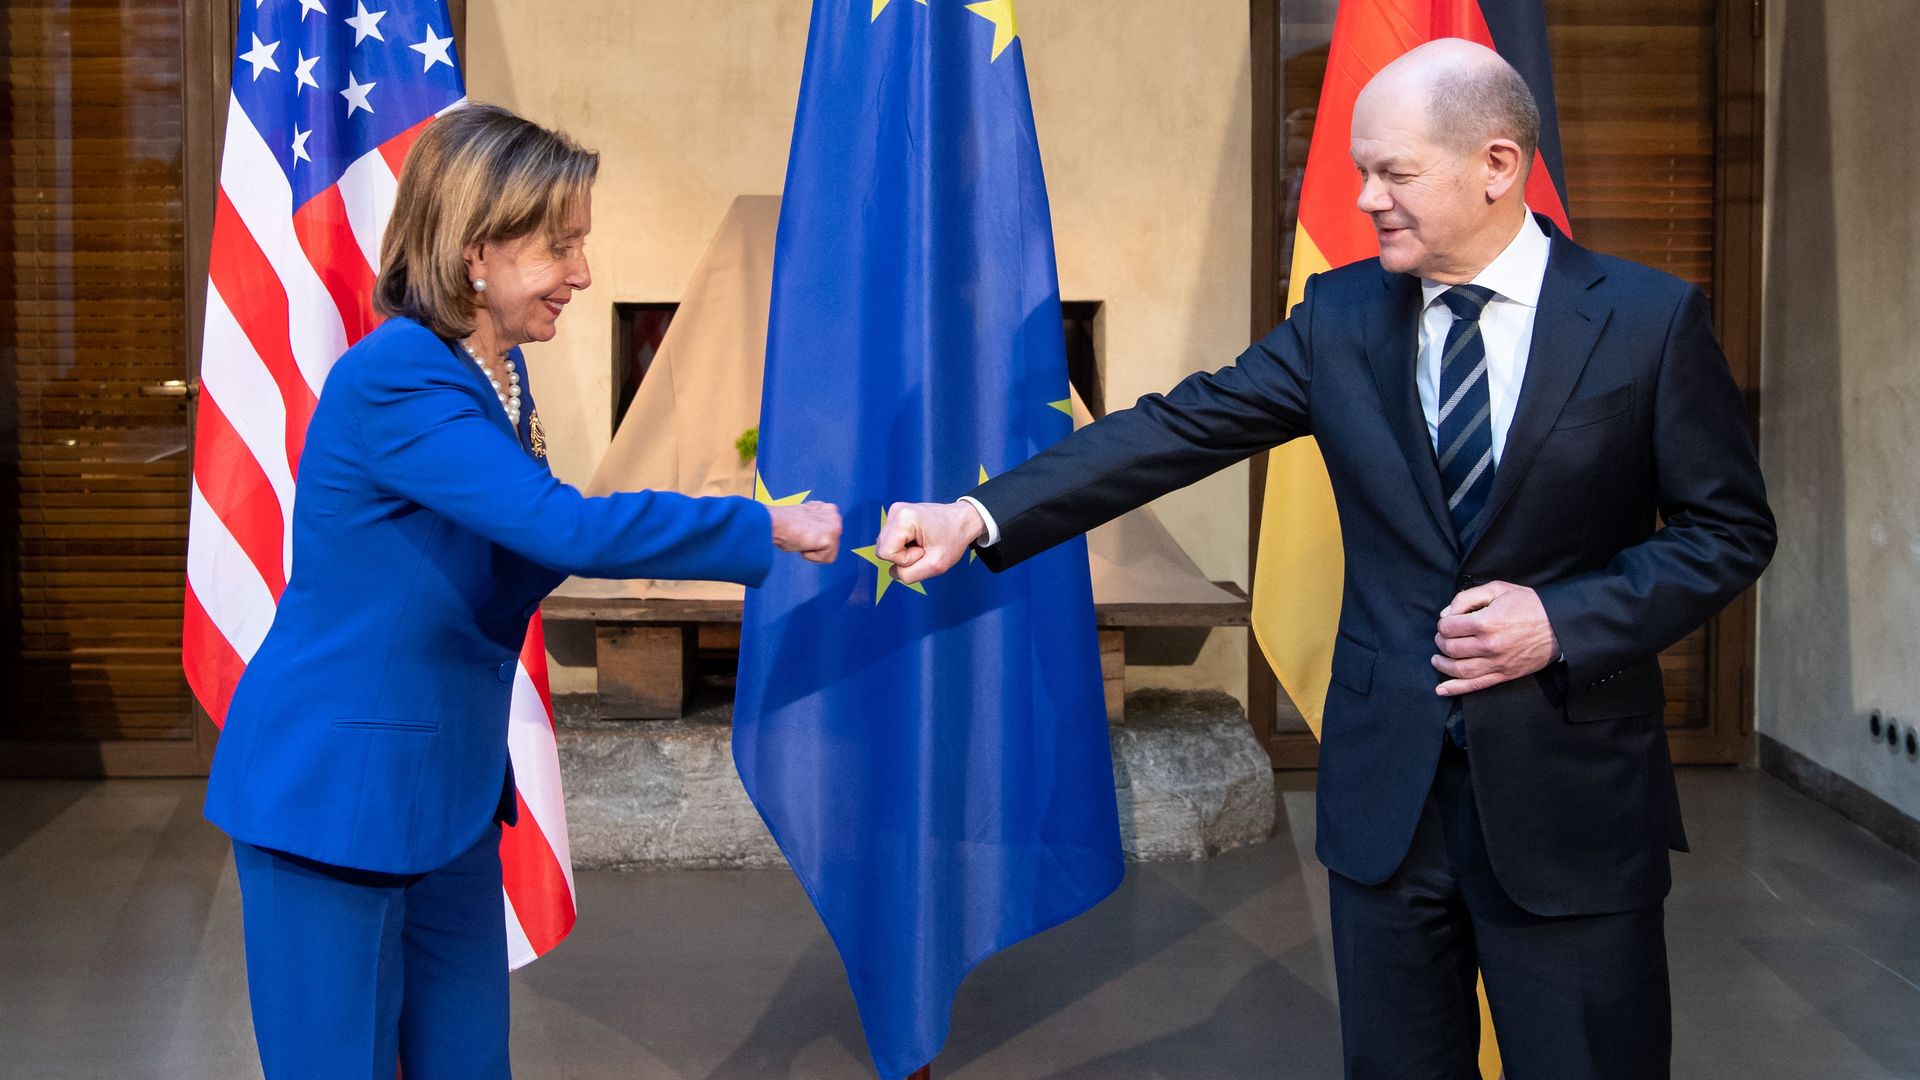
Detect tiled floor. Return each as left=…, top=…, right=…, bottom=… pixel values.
left=1, top=767, right=1915, bottom=1078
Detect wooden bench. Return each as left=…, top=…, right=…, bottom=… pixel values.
left=542, top=583, right=1251, bottom=724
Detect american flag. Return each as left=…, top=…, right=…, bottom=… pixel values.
left=182, top=0, right=576, bottom=968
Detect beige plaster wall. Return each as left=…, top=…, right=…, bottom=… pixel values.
left=1758, top=0, right=1920, bottom=819
left=465, top=1, right=1254, bottom=698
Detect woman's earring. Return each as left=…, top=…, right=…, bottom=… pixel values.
left=471, top=278, right=487, bottom=293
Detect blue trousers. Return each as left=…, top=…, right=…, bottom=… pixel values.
left=232, top=827, right=510, bottom=1080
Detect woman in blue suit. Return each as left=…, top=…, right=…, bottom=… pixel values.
left=203, top=104, right=842, bottom=1080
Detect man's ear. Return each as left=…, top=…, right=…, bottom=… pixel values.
left=1483, top=139, right=1526, bottom=203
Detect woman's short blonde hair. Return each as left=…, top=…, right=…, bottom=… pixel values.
left=374, top=103, right=598, bottom=339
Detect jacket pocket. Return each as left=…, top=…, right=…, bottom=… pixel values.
left=1330, top=632, right=1378, bottom=696
left=1565, top=661, right=1665, bottom=722
left=1551, top=382, right=1636, bottom=431
left=332, top=716, right=440, bottom=733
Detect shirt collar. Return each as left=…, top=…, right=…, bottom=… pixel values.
left=1420, top=211, right=1550, bottom=311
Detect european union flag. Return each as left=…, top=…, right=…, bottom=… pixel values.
left=733, top=1, right=1124, bottom=1075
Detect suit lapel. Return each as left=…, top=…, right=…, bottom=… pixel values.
left=442, top=336, right=525, bottom=448
left=1465, top=224, right=1611, bottom=553
left=1364, top=269, right=1458, bottom=555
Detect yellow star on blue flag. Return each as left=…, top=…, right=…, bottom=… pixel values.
left=853, top=508, right=927, bottom=604
left=871, top=0, right=925, bottom=22
left=754, top=471, right=811, bottom=506
left=964, top=0, right=1019, bottom=62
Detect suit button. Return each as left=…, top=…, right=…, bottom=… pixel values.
left=498, top=660, right=517, bottom=683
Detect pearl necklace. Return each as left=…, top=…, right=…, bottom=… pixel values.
left=460, top=339, right=522, bottom=429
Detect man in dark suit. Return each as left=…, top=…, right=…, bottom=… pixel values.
left=875, top=38, right=1774, bottom=1080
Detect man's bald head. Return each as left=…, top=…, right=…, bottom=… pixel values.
left=1348, top=39, right=1540, bottom=281
left=1362, top=39, right=1541, bottom=172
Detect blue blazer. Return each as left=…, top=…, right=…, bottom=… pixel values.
left=205, top=316, right=772, bottom=874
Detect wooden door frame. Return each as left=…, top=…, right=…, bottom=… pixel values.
left=179, top=0, right=239, bottom=777
left=1676, top=0, right=1767, bottom=766
left=1245, top=0, right=1769, bottom=768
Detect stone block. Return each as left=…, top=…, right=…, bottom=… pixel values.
left=554, top=688, right=1274, bottom=870
left=1108, top=689, right=1279, bottom=861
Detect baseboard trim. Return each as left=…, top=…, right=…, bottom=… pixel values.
left=1757, top=734, right=1920, bottom=863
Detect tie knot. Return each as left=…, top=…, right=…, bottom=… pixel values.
left=1440, top=284, right=1496, bottom=322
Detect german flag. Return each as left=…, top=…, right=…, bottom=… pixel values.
left=1248, top=2, right=1571, bottom=1075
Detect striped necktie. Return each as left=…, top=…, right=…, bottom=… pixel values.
left=1436, top=284, right=1498, bottom=540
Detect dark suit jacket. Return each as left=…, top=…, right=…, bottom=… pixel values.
left=971, top=218, right=1774, bottom=916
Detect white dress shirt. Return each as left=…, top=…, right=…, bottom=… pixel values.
left=961, top=493, right=1002, bottom=547
left=1417, top=212, right=1551, bottom=466
left=969, top=212, right=1554, bottom=549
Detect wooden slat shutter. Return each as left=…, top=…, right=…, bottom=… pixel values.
left=3, top=0, right=196, bottom=745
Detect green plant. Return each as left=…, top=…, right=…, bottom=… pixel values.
left=736, top=427, right=758, bottom=465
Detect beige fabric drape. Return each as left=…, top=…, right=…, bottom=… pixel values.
left=564, top=194, right=1240, bottom=609
left=587, top=196, right=779, bottom=503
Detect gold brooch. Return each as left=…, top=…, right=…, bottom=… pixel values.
left=529, top=409, right=548, bottom=460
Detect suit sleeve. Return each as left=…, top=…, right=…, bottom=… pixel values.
left=352, top=357, right=773, bottom=586
left=972, top=276, right=1320, bottom=571
left=1535, top=284, right=1775, bottom=688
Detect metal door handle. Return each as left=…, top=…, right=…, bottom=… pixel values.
left=141, top=379, right=200, bottom=399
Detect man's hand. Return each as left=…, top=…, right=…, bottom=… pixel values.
left=874, top=501, right=986, bottom=584
left=1432, top=580, right=1560, bottom=696
left=769, top=503, right=843, bottom=564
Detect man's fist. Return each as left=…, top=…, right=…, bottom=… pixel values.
left=769, top=503, right=843, bottom=564
left=875, top=501, right=987, bottom=584
left=1431, top=580, right=1560, bottom=696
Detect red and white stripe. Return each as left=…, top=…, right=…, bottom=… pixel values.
left=502, top=613, right=578, bottom=969
left=184, top=96, right=576, bottom=966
